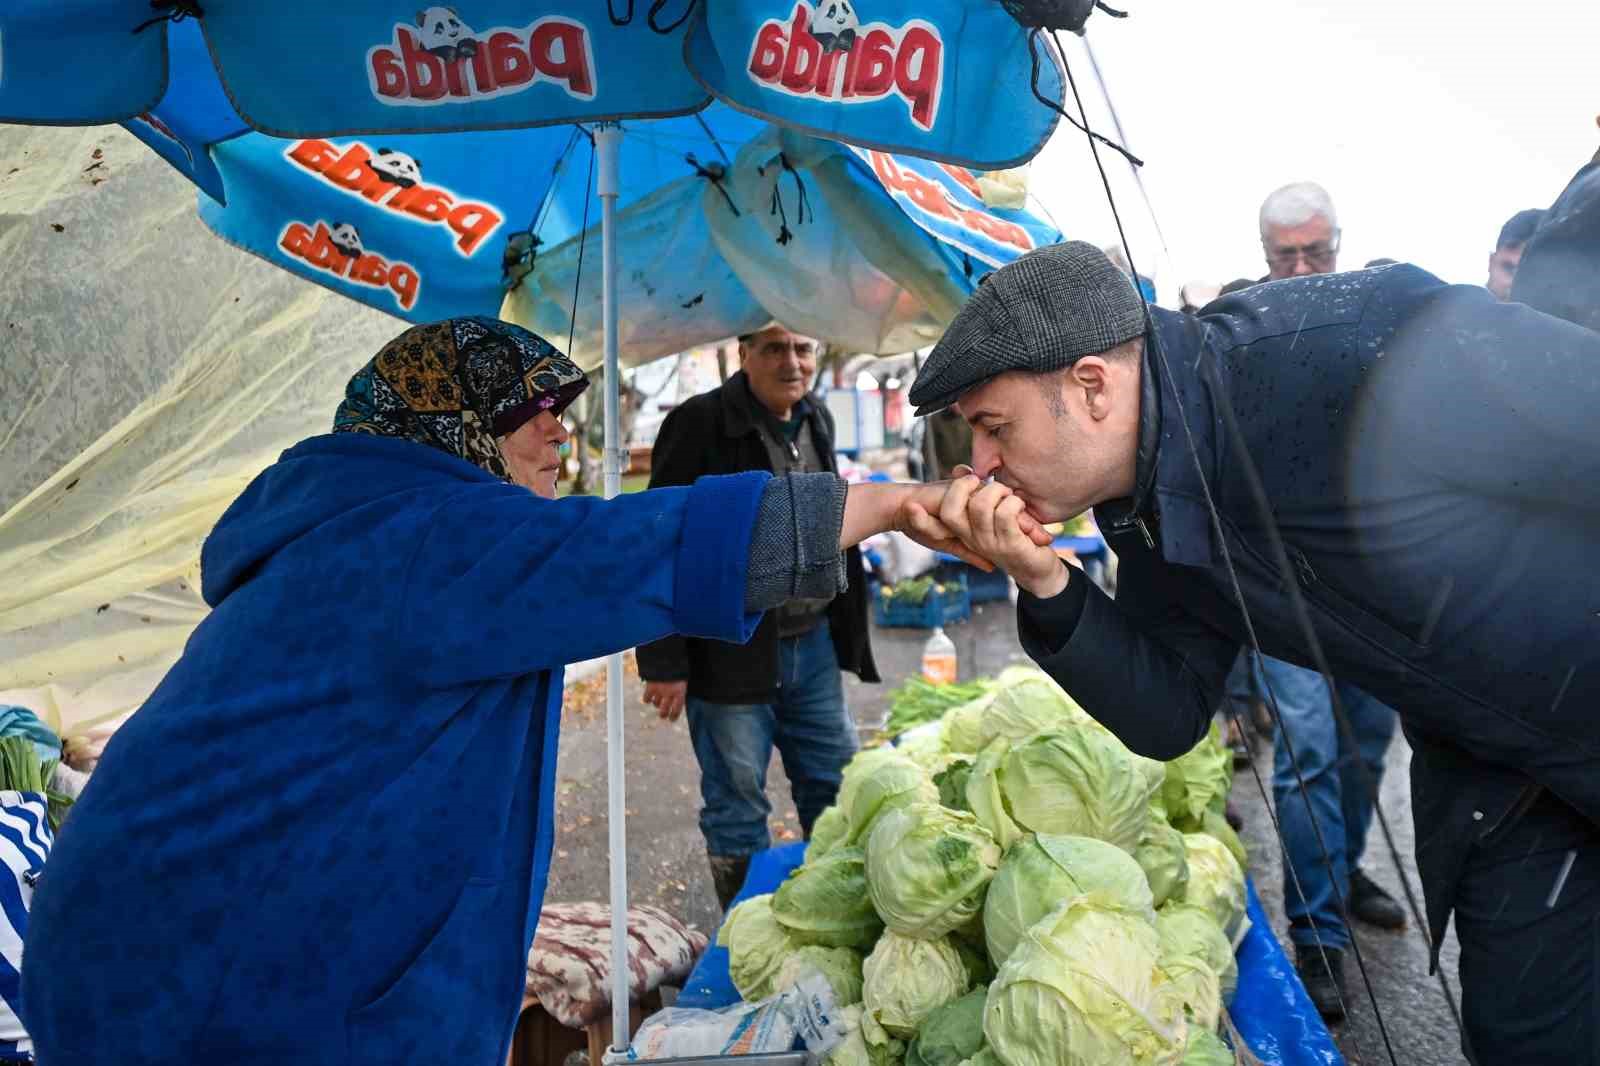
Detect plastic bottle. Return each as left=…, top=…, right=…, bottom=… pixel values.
left=921, top=625, right=958, bottom=684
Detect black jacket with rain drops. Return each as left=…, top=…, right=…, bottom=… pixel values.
left=1017, top=264, right=1600, bottom=960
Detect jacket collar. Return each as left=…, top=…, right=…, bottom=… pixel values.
left=1095, top=309, right=1222, bottom=568
left=720, top=370, right=817, bottom=440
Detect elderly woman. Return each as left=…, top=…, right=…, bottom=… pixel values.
left=22, top=318, right=1021, bottom=1065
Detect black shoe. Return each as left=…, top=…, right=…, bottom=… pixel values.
left=1349, top=869, right=1407, bottom=930
left=1295, top=945, right=1348, bottom=1022
left=708, top=854, right=752, bottom=912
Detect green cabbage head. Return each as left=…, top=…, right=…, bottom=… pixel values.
left=978, top=666, right=1090, bottom=747
left=999, top=728, right=1162, bottom=852
left=719, top=893, right=796, bottom=1002
left=984, top=833, right=1155, bottom=967
left=905, top=985, right=989, bottom=1066
left=774, top=845, right=884, bottom=949
left=1156, top=903, right=1237, bottom=1001
left=1157, top=953, right=1222, bottom=1031
left=984, top=899, right=1188, bottom=1066
left=775, top=944, right=866, bottom=1006
left=1162, top=723, right=1234, bottom=826
left=1135, top=811, right=1191, bottom=908
left=866, top=804, right=1002, bottom=938
left=827, top=1004, right=907, bottom=1066
left=808, top=805, right=852, bottom=864
left=941, top=693, right=995, bottom=755
left=839, top=749, right=911, bottom=817
left=965, top=746, right=1024, bottom=851
left=846, top=756, right=939, bottom=846
left=862, top=931, right=970, bottom=1038
left=1181, top=834, right=1249, bottom=943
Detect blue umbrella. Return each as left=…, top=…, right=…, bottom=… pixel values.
left=2, top=5, right=1076, bottom=1054
left=0, top=1, right=1071, bottom=169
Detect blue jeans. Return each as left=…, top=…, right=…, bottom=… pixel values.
left=686, top=622, right=858, bottom=858
left=1260, top=655, right=1397, bottom=950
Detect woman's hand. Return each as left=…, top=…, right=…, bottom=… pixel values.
left=935, top=474, right=1070, bottom=598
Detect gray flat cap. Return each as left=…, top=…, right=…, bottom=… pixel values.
left=909, top=241, right=1147, bottom=416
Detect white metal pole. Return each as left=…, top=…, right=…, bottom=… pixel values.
left=594, top=120, right=631, bottom=1059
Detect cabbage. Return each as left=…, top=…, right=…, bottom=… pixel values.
left=839, top=749, right=911, bottom=818
left=977, top=666, right=1090, bottom=747
left=846, top=756, right=939, bottom=846
left=905, top=986, right=988, bottom=1066
left=1162, top=724, right=1234, bottom=826
left=1181, top=834, right=1249, bottom=943
left=953, top=936, right=993, bottom=987
left=933, top=757, right=975, bottom=812
left=1135, top=812, right=1191, bottom=908
left=808, top=805, right=852, bottom=864
left=984, top=834, right=1155, bottom=967
left=862, top=931, right=970, bottom=1038
left=942, top=693, right=995, bottom=755
left=1181, top=1028, right=1235, bottom=1066
left=828, top=1004, right=907, bottom=1066
left=985, top=899, right=1188, bottom=1066
left=965, top=746, right=1023, bottom=850
left=776, top=944, right=866, bottom=1006
left=898, top=722, right=949, bottom=769
left=866, top=804, right=1002, bottom=938
left=719, top=894, right=797, bottom=1002
left=957, top=1050, right=1002, bottom=1066
left=1176, top=807, right=1248, bottom=870
left=999, top=729, right=1161, bottom=852
left=1156, top=904, right=1237, bottom=1001
left=774, top=846, right=884, bottom=949
left=1157, top=953, right=1222, bottom=1031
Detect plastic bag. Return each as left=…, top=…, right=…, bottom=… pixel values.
left=629, top=973, right=848, bottom=1063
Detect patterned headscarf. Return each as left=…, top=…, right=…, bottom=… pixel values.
left=333, top=317, right=589, bottom=481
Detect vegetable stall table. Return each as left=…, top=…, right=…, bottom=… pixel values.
left=678, top=843, right=1342, bottom=1066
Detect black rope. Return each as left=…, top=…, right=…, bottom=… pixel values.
left=1027, top=31, right=1143, bottom=168
left=504, top=128, right=586, bottom=294
left=132, top=0, right=203, bottom=34
left=568, top=133, right=596, bottom=359
left=648, top=0, right=698, bottom=34
left=693, top=112, right=734, bottom=167
left=1052, top=29, right=1427, bottom=1063
left=685, top=154, right=741, bottom=217
left=764, top=153, right=811, bottom=245
left=1000, top=0, right=1098, bottom=33
left=1096, top=1, right=1129, bottom=18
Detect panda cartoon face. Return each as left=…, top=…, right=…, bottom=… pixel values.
left=414, top=6, right=479, bottom=60
left=329, top=222, right=365, bottom=259
left=367, top=148, right=422, bottom=189
left=813, top=1, right=859, bottom=53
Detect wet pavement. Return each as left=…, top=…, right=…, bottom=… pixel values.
left=543, top=603, right=1466, bottom=1063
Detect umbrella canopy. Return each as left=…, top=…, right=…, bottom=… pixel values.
left=0, top=1, right=1066, bottom=170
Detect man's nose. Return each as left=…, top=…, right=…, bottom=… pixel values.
left=969, top=438, right=1001, bottom=480
left=1291, top=257, right=1317, bottom=276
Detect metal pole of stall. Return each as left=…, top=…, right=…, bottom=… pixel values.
left=594, top=119, right=631, bottom=1059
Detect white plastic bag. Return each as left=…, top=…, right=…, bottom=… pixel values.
left=629, top=998, right=798, bottom=1060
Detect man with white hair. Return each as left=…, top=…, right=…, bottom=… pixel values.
left=1249, top=182, right=1407, bottom=1021
left=1259, top=181, right=1342, bottom=280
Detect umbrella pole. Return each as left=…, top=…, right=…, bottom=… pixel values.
left=595, top=120, right=631, bottom=1059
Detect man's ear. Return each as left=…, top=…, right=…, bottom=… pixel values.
left=1069, top=357, right=1116, bottom=420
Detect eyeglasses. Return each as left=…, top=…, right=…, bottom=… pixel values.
left=1265, top=231, right=1341, bottom=270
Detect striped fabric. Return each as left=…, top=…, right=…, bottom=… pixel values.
left=0, top=793, right=52, bottom=1062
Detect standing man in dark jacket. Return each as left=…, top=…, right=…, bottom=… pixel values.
left=907, top=241, right=1600, bottom=1064
left=638, top=324, right=879, bottom=908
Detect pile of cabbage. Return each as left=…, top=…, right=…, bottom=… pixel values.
left=718, top=666, right=1250, bottom=1066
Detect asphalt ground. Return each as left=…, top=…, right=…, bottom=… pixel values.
left=542, top=603, right=1466, bottom=1063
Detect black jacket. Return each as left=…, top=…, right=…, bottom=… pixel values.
left=635, top=373, right=879, bottom=703
left=1018, top=264, right=1600, bottom=962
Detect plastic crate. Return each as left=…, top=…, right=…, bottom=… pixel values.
left=963, top=564, right=1012, bottom=604
left=872, top=572, right=971, bottom=628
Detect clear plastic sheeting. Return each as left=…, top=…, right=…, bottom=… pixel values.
left=0, top=124, right=404, bottom=737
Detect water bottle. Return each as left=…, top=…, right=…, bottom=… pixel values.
left=921, top=625, right=958, bottom=684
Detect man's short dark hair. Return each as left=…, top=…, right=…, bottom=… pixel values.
left=1496, top=209, right=1546, bottom=251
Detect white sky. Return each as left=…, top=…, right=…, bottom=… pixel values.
left=1026, top=0, right=1598, bottom=300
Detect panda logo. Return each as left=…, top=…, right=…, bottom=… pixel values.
left=414, top=6, right=479, bottom=60
left=367, top=148, right=422, bottom=189
left=812, top=1, right=859, bottom=54
left=329, top=222, right=365, bottom=260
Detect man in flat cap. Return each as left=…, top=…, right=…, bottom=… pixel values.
left=908, top=241, right=1600, bottom=1063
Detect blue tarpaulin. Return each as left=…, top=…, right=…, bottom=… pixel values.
left=677, top=843, right=1343, bottom=1066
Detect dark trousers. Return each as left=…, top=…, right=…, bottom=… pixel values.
left=1456, top=791, right=1599, bottom=1064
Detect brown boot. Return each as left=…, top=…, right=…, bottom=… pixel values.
left=708, top=853, right=752, bottom=911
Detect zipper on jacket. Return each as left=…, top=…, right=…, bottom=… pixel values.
left=1135, top=516, right=1155, bottom=550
